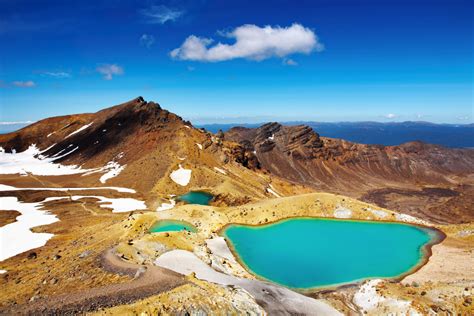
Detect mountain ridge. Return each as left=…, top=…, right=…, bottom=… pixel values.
left=1, top=97, right=473, bottom=223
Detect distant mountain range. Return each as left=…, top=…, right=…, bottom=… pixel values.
left=3, top=120, right=472, bottom=148
left=199, top=121, right=474, bottom=148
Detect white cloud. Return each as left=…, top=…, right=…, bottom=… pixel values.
left=0, top=121, right=33, bottom=125
left=457, top=115, right=471, bottom=121
left=139, top=5, right=183, bottom=24
left=170, top=23, right=323, bottom=62
left=12, top=81, right=35, bottom=87
left=283, top=58, right=298, bottom=66
left=140, top=34, right=155, bottom=48
left=384, top=113, right=398, bottom=119
left=41, top=71, right=71, bottom=78
left=96, top=64, right=124, bottom=80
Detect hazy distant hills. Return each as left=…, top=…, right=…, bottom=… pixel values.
left=2, top=120, right=472, bottom=148
left=200, top=121, right=474, bottom=148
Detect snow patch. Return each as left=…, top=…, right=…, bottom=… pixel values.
left=268, top=134, right=275, bottom=140
left=170, top=164, right=191, bottom=186
left=0, top=196, right=59, bottom=261
left=196, top=143, right=203, bottom=150
left=353, top=279, right=418, bottom=314
left=0, top=184, right=136, bottom=193
left=99, top=161, right=125, bottom=183
left=334, top=206, right=352, bottom=218
left=214, top=167, right=227, bottom=175
left=0, top=144, right=91, bottom=176
left=0, top=270, right=6, bottom=274
left=51, top=195, right=147, bottom=213
left=155, top=250, right=342, bottom=315
left=395, top=213, right=427, bottom=225
left=65, top=122, right=93, bottom=138
left=369, top=209, right=388, bottom=218
left=266, top=184, right=281, bottom=197
left=157, top=198, right=176, bottom=211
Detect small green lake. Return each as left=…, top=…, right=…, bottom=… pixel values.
left=222, top=218, right=440, bottom=289
left=150, top=220, right=197, bottom=233
left=177, top=191, right=213, bottom=205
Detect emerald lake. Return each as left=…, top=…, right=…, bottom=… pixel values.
left=177, top=191, right=213, bottom=205
left=222, top=218, right=439, bottom=289
left=150, top=220, right=197, bottom=233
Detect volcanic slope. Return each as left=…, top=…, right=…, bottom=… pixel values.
left=0, top=98, right=307, bottom=208
left=225, top=122, right=474, bottom=224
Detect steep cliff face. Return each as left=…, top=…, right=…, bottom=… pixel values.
left=225, top=122, right=474, bottom=223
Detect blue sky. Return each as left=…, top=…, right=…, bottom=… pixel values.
left=0, top=0, right=472, bottom=124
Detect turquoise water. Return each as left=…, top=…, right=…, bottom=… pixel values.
left=177, top=191, right=213, bottom=205
left=150, top=220, right=197, bottom=233
left=223, top=218, right=435, bottom=289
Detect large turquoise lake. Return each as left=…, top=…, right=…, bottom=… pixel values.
left=223, top=218, right=438, bottom=289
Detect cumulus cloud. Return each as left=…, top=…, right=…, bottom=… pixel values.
left=12, top=81, right=35, bottom=87
left=41, top=71, right=71, bottom=78
left=170, top=23, right=323, bottom=62
left=140, top=34, right=155, bottom=48
left=139, top=5, right=183, bottom=24
left=383, top=113, right=398, bottom=119
left=283, top=58, right=298, bottom=66
left=96, top=64, right=124, bottom=80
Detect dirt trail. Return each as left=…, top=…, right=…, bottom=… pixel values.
left=1, top=249, right=186, bottom=315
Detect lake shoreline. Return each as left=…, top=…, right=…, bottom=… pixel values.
left=219, top=216, right=446, bottom=293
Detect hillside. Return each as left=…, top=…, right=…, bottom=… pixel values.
left=225, top=122, right=474, bottom=223
left=0, top=98, right=309, bottom=208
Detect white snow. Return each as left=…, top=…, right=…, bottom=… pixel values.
left=395, top=213, right=428, bottom=225
left=334, top=206, right=352, bottom=218
left=99, top=161, right=125, bottom=183
left=353, top=280, right=385, bottom=311
left=184, top=125, right=191, bottom=129
left=214, top=167, right=227, bottom=175
left=268, top=134, right=274, bottom=140
left=155, top=250, right=342, bottom=315
left=0, top=270, right=6, bottom=274
left=353, top=279, right=418, bottom=314
left=0, top=184, right=136, bottom=193
left=266, top=184, right=281, bottom=197
left=47, top=132, right=55, bottom=137
left=370, top=209, right=388, bottom=218
left=155, top=249, right=235, bottom=285
left=49, top=195, right=147, bottom=213
left=178, top=157, right=186, bottom=161
left=70, top=196, right=146, bottom=213
left=170, top=164, right=192, bottom=186
left=0, top=145, right=90, bottom=176
left=65, top=122, right=93, bottom=138
left=206, top=237, right=236, bottom=263
left=195, top=143, right=203, bottom=150
left=0, top=196, right=59, bottom=261
left=157, top=198, right=176, bottom=211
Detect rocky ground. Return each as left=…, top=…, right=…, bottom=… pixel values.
left=1, top=98, right=473, bottom=315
